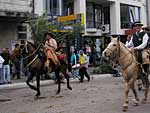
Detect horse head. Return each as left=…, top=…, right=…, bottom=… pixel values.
left=102, top=37, right=120, bottom=61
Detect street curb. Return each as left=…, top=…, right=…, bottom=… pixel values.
left=0, top=74, right=112, bottom=90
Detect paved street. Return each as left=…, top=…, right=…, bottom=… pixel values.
left=0, top=75, right=150, bottom=113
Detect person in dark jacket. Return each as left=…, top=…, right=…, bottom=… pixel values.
left=126, top=21, right=149, bottom=63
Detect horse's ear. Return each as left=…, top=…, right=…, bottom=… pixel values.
left=110, top=36, right=114, bottom=40
left=117, top=36, right=120, bottom=42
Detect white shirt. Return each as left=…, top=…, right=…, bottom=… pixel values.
left=0, top=56, right=4, bottom=68
left=126, top=30, right=149, bottom=50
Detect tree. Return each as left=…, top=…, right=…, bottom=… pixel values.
left=29, top=13, right=84, bottom=45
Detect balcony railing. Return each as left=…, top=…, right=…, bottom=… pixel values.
left=0, top=0, right=32, bottom=13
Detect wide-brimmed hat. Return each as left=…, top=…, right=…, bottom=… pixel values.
left=133, top=21, right=143, bottom=27
left=44, top=32, right=54, bottom=38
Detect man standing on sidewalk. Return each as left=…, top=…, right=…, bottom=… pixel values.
left=11, top=44, right=21, bottom=79
left=79, top=50, right=90, bottom=83
left=1, top=48, right=11, bottom=84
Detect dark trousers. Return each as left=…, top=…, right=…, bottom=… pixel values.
left=137, top=50, right=142, bottom=63
left=13, top=61, right=21, bottom=79
left=79, top=67, right=90, bottom=82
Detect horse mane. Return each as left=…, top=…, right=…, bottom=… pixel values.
left=119, top=41, right=131, bottom=53
left=27, top=41, right=36, bottom=49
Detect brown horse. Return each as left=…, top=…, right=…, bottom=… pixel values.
left=13, top=41, right=72, bottom=97
left=102, top=37, right=149, bottom=111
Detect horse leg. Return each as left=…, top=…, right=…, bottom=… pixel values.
left=131, top=83, right=139, bottom=106
left=26, top=72, right=37, bottom=91
left=55, top=69, right=61, bottom=94
left=123, top=82, right=130, bottom=111
left=35, top=72, right=41, bottom=97
left=62, top=71, right=72, bottom=90
left=123, top=78, right=135, bottom=111
left=141, top=73, right=149, bottom=103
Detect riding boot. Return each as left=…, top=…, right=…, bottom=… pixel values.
left=137, top=64, right=143, bottom=80
left=137, top=50, right=142, bottom=64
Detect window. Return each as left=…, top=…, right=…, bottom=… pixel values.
left=120, top=4, right=140, bottom=29
left=86, top=3, right=94, bottom=28
left=44, top=0, right=60, bottom=16
left=103, top=7, right=110, bottom=25
left=95, top=5, right=102, bottom=29
left=17, top=25, right=27, bottom=40
left=63, top=0, right=74, bottom=15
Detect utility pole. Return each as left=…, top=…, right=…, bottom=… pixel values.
left=32, top=0, right=35, bottom=14
left=146, top=0, right=149, bottom=26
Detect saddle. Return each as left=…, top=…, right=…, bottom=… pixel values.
left=45, top=45, right=59, bottom=65
left=56, top=52, right=66, bottom=60
left=142, top=48, right=150, bottom=64
left=133, top=48, right=150, bottom=64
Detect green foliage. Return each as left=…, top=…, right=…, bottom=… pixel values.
left=92, top=63, right=113, bottom=74
left=29, top=13, right=50, bottom=42
left=29, top=13, right=84, bottom=43
left=99, top=63, right=113, bottom=74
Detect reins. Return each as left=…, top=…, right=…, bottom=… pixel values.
left=21, top=43, right=42, bottom=60
left=117, top=42, right=138, bottom=70
left=20, top=42, right=44, bottom=68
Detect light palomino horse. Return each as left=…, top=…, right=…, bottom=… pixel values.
left=102, top=37, right=149, bottom=111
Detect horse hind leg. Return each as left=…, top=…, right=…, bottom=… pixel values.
left=141, top=73, right=149, bottom=103
left=26, top=73, right=37, bottom=91
left=55, top=68, right=61, bottom=94
left=62, top=71, right=72, bottom=90
left=35, top=73, right=41, bottom=97
left=131, top=83, right=139, bottom=106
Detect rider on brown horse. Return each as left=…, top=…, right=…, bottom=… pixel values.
left=44, top=32, right=59, bottom=72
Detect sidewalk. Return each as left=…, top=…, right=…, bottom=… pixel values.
left=0, top=74, right=112, bottom=90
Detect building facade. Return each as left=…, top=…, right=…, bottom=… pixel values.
left=35, top=0, right=148, bottom=36
left=0, top=0, right=33, bottom=49
left=0, top=0, right=148, bottom=48
left=147, top=0, right=150, bottom=26
left=34, top=0, right=148, bottom=48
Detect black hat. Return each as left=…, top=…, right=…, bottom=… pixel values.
left=133, top=21, right=143, bottom=27
left=44, top=32, right=54, bottom=38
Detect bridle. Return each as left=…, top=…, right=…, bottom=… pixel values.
left=105, top=40, right=135, bottom=70
left=20, top=42, right=43, bottom=60
left=19, top=41, right=44, bottom=67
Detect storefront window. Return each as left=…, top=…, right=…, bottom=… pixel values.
left=120, top=4, right=140, bottom=29
left=63, top=0, right=74, bottom=15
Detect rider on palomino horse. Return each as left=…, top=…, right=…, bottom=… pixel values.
left=126, top=21, right=150, bottom=74
left=44, top=32, right=59, bottom=72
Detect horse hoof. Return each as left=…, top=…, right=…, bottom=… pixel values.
left=122, top=106, right=128, bottom=112
left=67, top=86, right=72, bottom=90
left=141, top=99, right=146, bottom=104
left=56, top=91, right=60, bottom=95
left=36, top=92, right=41, bottom=97
left=132, top=99, right=139, bottom=106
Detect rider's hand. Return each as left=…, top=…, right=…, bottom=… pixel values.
left=133, top=47, right=137, bottom=50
